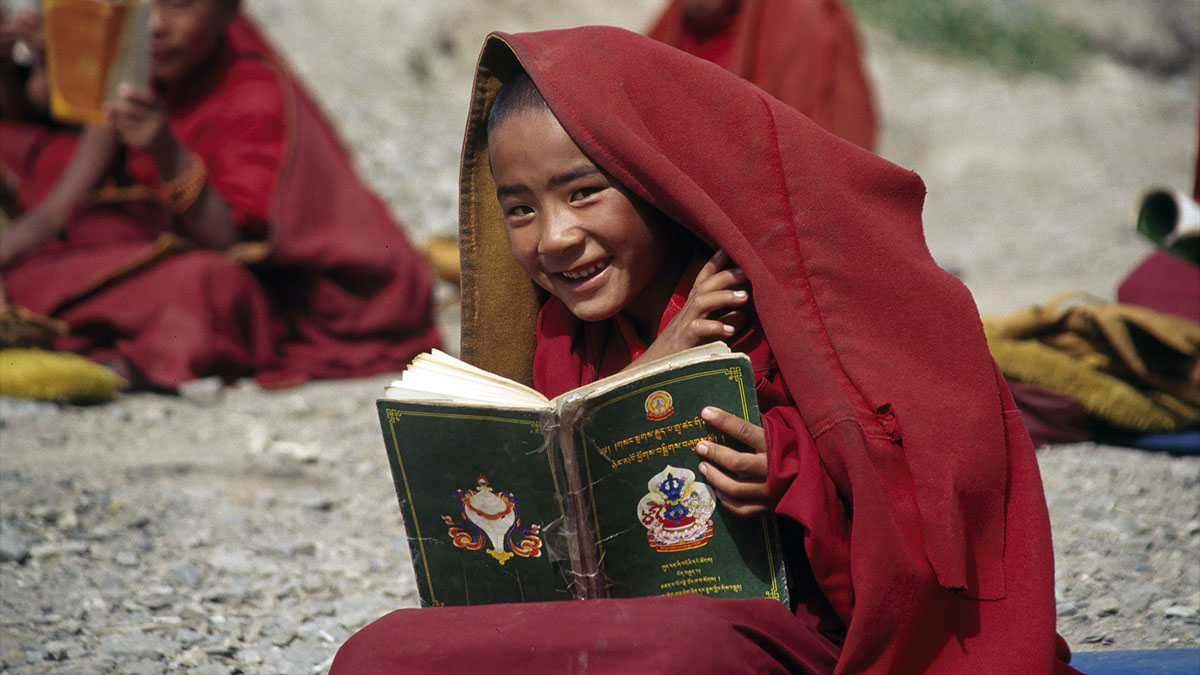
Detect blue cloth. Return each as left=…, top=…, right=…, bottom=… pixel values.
left=1071, top=648, right=1200, bottom=674
left=1095, top=430, right=1200, bottom=455
left=1127, top=431, right=1200, bottom=454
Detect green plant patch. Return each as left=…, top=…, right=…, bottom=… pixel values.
left=847, top=0, right=1090, bottom=77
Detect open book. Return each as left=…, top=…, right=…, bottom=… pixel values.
left=376, top=343, right=789, bottom=607
left=43, top=0, right=150, bottom=125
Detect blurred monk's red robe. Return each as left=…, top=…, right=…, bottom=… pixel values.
left=0, top=15, right=439, bottom=388
left=647, top=0, right=878, bottom=150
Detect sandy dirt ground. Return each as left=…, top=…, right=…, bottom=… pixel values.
left=1, top=1, right=1197, bottom=673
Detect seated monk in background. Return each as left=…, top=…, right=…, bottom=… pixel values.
left=0, top=0, right=440, bottom=389
left=647, top=0, right=878, bottom=150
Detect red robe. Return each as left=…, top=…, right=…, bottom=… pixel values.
left=335, top=26, right=1074, bottom=673
left=0, top=15, right=439, bottom=388
left=646, top=0, right=878, bottom=150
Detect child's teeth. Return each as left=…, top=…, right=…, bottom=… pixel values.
left=563, top=261, right=605, bottom=280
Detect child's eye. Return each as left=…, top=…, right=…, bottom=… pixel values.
left=505, top=205, right=534, bottom=219
left=570, top=187, right=604, bottom=202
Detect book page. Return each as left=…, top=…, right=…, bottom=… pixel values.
left=418, top=349, right=548, bottom=398
left=44, top=0, right=147, bottom=125
left=45, top=0, right=121, bottom=124
left=552, top=342, right=731, bottom=409
left=382, top=349, right=549, bottom=408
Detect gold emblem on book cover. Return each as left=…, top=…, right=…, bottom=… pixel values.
left=644, top=389, right=675, bottom=421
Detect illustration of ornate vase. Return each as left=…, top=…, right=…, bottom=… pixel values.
left=636, top=465, right=716, bottom=552
left=442, top=475, right=542, bottom=564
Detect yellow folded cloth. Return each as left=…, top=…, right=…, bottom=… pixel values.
left=0, top=348, right=128, bottom=402
left=984, top=294, right=1199, bottom=432
left=421, top=236, right=462, bottom=285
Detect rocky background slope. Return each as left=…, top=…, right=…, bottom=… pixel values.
left=1, top=1, right=1197, bottom=672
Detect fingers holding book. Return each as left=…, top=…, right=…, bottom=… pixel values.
left=696, top=405, right=779, bottom=517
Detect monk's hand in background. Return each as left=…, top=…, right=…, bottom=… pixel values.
left=106, top=83, right=181, bottom=170
left=696, top=405, right=779, bottom=517
left=639, top=249, right=749, bottom=363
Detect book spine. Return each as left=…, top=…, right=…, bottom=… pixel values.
left=552, top=394, right=607, bottom=599
left=105, top=0, right=150, bottom=103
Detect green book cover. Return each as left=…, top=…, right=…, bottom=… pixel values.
left=376, top=343, right=789, bottom=608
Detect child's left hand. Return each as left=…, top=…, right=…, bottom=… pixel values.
left=695, top=405, right=781, bottom=517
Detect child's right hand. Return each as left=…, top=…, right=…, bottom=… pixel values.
left=637, top=249, right=749, bottom=364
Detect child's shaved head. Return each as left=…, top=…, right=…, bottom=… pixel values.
left=487, top=70, right=550, bottom=138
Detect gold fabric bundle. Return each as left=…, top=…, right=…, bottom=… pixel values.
left=0, top=307, right=127, bottom=402
left=984, top=295, right=1200, bottom=432
left=0, top=348, right=128, bottom=402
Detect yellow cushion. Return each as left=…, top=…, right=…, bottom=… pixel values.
left=0, top=348, right=128, bottom=402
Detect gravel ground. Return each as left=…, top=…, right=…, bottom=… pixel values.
left=2, top=0, right=1198, bottom=672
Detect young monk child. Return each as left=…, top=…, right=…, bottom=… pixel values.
left=0, top=0, right=439, bottom=389
left=333, top=26, right=1076, bottom=673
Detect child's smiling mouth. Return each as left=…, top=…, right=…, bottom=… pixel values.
left=557, top=258, right=611, bottom=284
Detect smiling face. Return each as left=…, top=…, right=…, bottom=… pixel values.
left=488, top=107, right=686, bottom=330
left=149, top=0, right=236, bottom=85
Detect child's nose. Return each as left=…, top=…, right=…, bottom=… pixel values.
left=149, top=8, right=166, bottom=36
left=537, top=209, right=585, bottom=255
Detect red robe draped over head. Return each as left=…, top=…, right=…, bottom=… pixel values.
left=333, top=26, right=1074, bottom=674
left=1, top=14, right=439, bottom=388
left=647, top=0, right=878, bottom=151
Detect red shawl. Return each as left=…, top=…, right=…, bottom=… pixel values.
left=1, top=15, right=439, bottom=387
left=456, top=27, right=1069, bottom=673
left=647, top=0, right=878, bottom=150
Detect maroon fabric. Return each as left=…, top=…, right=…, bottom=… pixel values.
left=1117, top=250, right=1200, bottom=323
left=500, top=27, right=1065, bottom=672
left=0, top=121, right=80, bottom=209
left=332, top=595, right=841, bottom=675
left=530, top=238, right=1070, bottom=674
left=647, top=0, right=878, bottom=150
left=1, top=15, right=439, bottom=388
left=673, top=13, right=738, bottom=69
left=1005, top=380, right=1094, bottom=447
